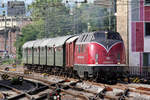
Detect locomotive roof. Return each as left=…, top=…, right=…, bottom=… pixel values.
left=76, top=31, right=122, bottom=44
left=47, top=35, right=72, bottom=47
left=22, top=40, right=36, bottom=48
left=66, top=35, right=79, bottom=43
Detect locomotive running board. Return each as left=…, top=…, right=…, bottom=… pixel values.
left=74, top=64, right=127, bottom=67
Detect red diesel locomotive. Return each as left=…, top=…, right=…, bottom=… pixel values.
left=73, top=31, right=126, bottom=80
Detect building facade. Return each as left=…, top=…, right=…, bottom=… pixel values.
left=0, top=1, right=29, bottom=58
left=0, top=17, right=31, bottom=58
left=117, top=0, right=150, bottom=74
left=0, top=2, right=7, bottom=16
left=0, top=17, right=17, bottom=58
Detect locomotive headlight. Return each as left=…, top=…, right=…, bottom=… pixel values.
left=117, top=62, right=120, bottom=64
left=117, top=53, right=120, bottom=64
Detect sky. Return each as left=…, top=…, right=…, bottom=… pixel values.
left=63, top=0, right=94, bottom=3
left=0, top=0, right=94, bottom=5
left=0, top=0, right=34, bottom=4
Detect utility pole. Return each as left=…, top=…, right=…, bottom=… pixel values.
left=4, top=15, right=7, bottom=58
left=2, top=2, right=7, bottom=58
left=108, top=8, right=111, bottom=30
left=73, top=0, right=87, bottom=34
left=94, top=0, right=115, bottom=31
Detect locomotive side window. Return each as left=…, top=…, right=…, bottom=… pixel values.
left=78, top=45, right=81, bottom=53
left=117, top=53, right=120, bottom=61
left=95, top=54, right=99, bottom=64
left=81, top=45, right=84, bottom=52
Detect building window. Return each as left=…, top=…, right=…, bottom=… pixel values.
left=145, top=0, right=150, bottom=4
left=145, top=22, right=150, bottom=36
left=143, top=53, right=150, bottom=66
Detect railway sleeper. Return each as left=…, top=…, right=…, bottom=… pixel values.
left=89, top=87, right=108, bottom=100
left=28, top=85, right=49, bottom=95
left=7, top=93, right=26, bottom=100
left=117, top=89, right=130, bottom=100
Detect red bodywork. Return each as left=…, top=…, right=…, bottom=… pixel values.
left=74, top=42, right=126, bottom=65
left=65, top=37, right=78, bottom=68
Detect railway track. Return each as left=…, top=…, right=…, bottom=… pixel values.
left=1, top=67, right=150, bottom=100
left=0, top=70, right=94, bottom=100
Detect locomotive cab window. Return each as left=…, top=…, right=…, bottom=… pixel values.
left=107, top=32, right=122, bottom=40
left=94, top=33, right=105, bottom=40
left=145, top=22, right=150, bottom=36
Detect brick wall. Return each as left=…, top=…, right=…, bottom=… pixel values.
left=117, top=0, right=129, bottom=65
left=0, top=17, right=32, bottom=58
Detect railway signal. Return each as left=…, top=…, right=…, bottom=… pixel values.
left=48, top=88, right=61, bottom=100
left=11, top=76, right=24, bottom=85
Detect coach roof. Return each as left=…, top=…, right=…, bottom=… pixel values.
left=33, top=39, right=45, bottom=48
left=66, top=35, right=79, bottom=43
left=22, top=40, right=36, bottom=48
left=47, top=35, right=72, bottom=47
left=39, top=38, right=51, bottom=47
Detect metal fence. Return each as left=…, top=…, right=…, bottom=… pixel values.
left=129, top=66, right=150, bottom=78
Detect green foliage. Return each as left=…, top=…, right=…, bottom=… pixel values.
left=15, top=22, right=43, bottom=59
left=1, top=59, right=15, bottom=65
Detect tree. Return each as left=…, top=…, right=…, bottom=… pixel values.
left=15, top=22, right=42, bottom=59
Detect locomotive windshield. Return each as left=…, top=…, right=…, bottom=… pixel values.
left=94, top=33, right=105, bottom=39
left=94, top=31, right=122, bottom=41
left=107, top=32, right=122, bottom=40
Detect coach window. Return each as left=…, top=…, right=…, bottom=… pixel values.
left=145, top=22, right=150, bottom=36
left=42, top=47, right=44, bottom=51
left=143, top=53, right=150, bottom=66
